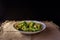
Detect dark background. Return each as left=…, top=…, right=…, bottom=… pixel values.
left=0, top=1, right=60, bottom=26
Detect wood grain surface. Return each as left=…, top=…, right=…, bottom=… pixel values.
left=0, top=21, right=60, bottom=40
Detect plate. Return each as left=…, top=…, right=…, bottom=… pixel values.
left=13, top=20, right=46, bottom=34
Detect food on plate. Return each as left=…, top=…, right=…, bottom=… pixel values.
left=14, top=21, right=42, bottom=32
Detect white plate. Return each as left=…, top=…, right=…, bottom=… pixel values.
left=14, top=20, right=46, bottom=34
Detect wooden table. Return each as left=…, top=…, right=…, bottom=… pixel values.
left=0, top=21, right=60, bottom=40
